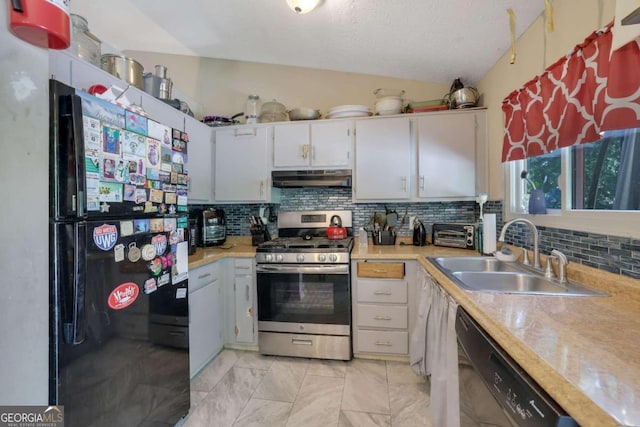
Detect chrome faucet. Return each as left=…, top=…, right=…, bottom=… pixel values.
left=549, top=249, right=569, bottom=283
left=498, top=218, right=541, bottom=269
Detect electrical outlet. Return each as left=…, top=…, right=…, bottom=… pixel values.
left=410, top=216, right=417, bottom=228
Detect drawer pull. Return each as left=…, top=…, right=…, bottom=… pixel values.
left=197, top=273, right=212, bottom=280
left=373, top=269, right=387, bottom=273
left=292, top=339, right=313, bottom=346
left=375, top=341, right=393, bottom=347
left=374, top=291, right=392, bottom=295
left=374, top=315, right=392, bottom=321
left=236, top=266, right=251, bottom=270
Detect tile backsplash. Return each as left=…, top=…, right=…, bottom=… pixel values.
left=190, top=187, right=638, bottom=279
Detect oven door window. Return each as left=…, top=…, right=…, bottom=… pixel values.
left=257, top=270, right=350, bottom=325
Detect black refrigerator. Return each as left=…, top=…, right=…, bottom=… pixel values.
left=49, top=79, right=191, bottom=427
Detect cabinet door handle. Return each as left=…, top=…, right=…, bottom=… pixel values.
left=197, top=273, right=212, bottom=280
left=259, top=181, right=264, bottom=196
left=374, top=315, right=392, bottom=321
left=375, top=341, right=393, bottom=347
left=374, top=291, right=392, bottom=295
left=420, top=175, right=425, bottom=190
left=402, top=176, right=407, bottom=192
left=245, top=284, right=250, bottom=301
left=235, top=128, right=257, bottom=137
left=292, top=339, right=313, bottom=346
left=236, top=266, right=251, bottom=270
left=312, top=146, right=316, bottom=161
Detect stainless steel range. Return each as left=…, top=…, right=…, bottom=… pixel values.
left=256, top=210, right=354, bottom=361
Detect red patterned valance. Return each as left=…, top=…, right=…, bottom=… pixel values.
left=502, top=22, right=640, bottom=162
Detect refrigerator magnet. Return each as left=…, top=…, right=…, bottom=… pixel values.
left=114, top=244, right=125, bottom=262
left=143, top=278, right=158, bottom=294
left=163, top=218, right=176, bottom=233
left=127, top=242, right=141, bottom=262
left=134, top=219, right=150, bottom=234
left=120, top=220, right=134, bottom=237
left=123, top=184, right=136, bottom=202
left=147, top=139, right=161, bottom=169
left=147, top=120, right=171, bottom=146
left=102, top=125, right=121, bottom=156
left=149, top=189, right=164, bottom=204
left=93, top=224, right=118, bottom=251
left=141, top=244, right=156, bottom=261
left=125, top=112, right=148, bottom=135
left=148, top=258, right=162, bottom=276
left=176, top=288, right=187, bottom=299
left=165, top=192, right=177, bottom=205
left=107, top=282, right=139, bottom=310
left=150, top=218, right=164, bottom=233
left=152, top=234, right=167, bottom=255
left=144, top=201, right=158, bottom=213
left=158, top=273, right=170, bottom=287
left=122, top=131, right=147, bottom=157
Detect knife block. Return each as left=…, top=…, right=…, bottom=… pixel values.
left=251, top=227, right=271, bottom=246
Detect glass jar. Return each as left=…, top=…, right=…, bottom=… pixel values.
left=245, top=95, right=261, bottom=124
left=68, top=14, right=101, bottom=67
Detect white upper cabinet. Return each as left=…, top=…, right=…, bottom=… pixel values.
left=273, top=120, right=352, bottom=169
left=214, top=126, right=275, bottom=202
left=354, top=117, right=412, bottom=201
left=185, top=119, right=214, bottom=203
left=417, top=111, right=477, bottom=199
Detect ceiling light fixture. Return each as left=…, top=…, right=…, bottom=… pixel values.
left=286, top=0, right=321, bottom=14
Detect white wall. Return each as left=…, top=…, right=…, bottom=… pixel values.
left=124, top=51, right=451, bottom=120
left=477, top=0, right=616, bottom=199
left=0, top=8, right=51, bottom=404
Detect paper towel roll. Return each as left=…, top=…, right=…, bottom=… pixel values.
left=483, top=214, right=497, bottom=255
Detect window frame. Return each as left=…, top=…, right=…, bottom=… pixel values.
left=504, top=147, right=640, bottom=239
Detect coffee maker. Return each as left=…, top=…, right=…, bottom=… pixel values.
left=193, top=208, right=226, bottom=247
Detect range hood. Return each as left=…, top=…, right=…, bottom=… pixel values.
left=272, top=169, right=352, bottom=188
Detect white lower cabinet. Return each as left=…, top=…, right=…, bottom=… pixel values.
left=352, top=260, right=417, bottom=357
left=189, top=262, right=223, bottom=378
left=230, top=258, right=257, bottom=346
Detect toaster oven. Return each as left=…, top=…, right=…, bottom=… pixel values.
left=432, top=223, right=476, bottom=249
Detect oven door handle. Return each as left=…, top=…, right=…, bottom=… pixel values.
left=256, top=264, right=349, bottom=275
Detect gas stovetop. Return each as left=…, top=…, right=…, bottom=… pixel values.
left=257, top=236, right=354, bottom=251
left=256, top=236, right=353, bottom=264
left=255, top=210, right=354, bottom=264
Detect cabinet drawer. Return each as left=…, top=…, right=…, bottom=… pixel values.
left=235, top=258, right=254, bottom=273
left=357, top=262, right=404, bottom=279
left=357, top=304, right=407, bottom=329
left=190, top=262, right=220, bottom=293
left=356, top=279, right=407, bottom=303
left=356, top=330, right=408, bottom=355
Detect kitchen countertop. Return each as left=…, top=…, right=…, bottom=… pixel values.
left=189, top=237, right=640, bottom=427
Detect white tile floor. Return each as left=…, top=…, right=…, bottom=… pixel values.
left=183, top=350, right=432, bottom=427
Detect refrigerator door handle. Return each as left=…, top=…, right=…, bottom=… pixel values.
left=69, top=94, right=86, bottom=218
left=63, top=223, right=87, bottom=345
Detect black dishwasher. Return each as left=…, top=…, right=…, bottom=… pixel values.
left=456, top=307, right=579, bottom=427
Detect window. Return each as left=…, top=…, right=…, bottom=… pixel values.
left=506, top=128, right=640, bottom=238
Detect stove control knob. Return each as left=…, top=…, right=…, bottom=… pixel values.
left=318, top=254, right=327, bottom=262
left=329, top=254, right=338, bottom=262
left=276, top=254, right=284, bottom=262
left=265, top=254, right=273, bottom=262
left=297, top=254, right=305, bottom=263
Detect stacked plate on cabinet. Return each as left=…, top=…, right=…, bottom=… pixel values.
left=325, top=105, right=372, bottom=119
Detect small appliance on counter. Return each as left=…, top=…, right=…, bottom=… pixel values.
left=192, top=208, right=227, bottom=247
left=432, top=223, right=476, bottom=249
left=412, top=218, right=428, bottom=246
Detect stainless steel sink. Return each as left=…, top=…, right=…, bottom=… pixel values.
left=430, top=256, right=521, bottom=272
left=429, top=256, right=606, bottom=296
